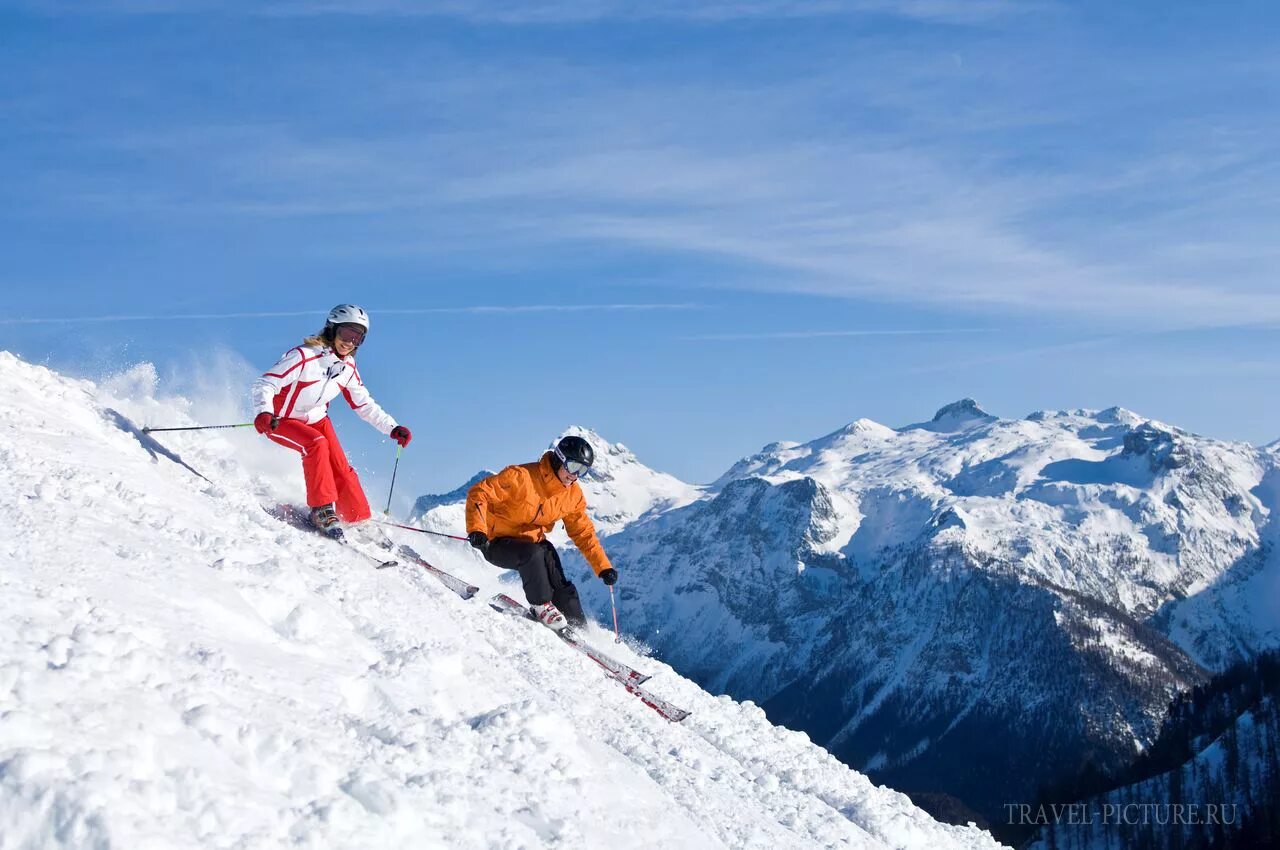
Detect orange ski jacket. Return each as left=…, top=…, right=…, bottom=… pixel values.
left=466, top=453, right=613, bottom=577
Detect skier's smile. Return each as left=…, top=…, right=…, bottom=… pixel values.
left=332, top=323, right=364, bottom=357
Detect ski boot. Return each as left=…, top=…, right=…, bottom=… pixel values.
left=308, top=503, right=344, bottom=540
left=531, top=602, right=568, bottom=632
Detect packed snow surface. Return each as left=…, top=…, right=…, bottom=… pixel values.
left=0, top=352, right=1003, bottom=850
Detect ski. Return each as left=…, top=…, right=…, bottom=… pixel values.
left=353, top=522, right=481, bottom=600
left=488, top=593, right=651, bottom=686
left=264, top=504, right=398, bottom=569
left=619, top=679, right=691, bottom=724
left=394, top=544, right=480, bottom=600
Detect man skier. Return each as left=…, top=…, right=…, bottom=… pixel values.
left=466, top=435, right=619, bottom=631
left=251, top=304, right=412, bottom=539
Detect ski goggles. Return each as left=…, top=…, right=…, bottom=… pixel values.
left=334, top=324, right=366, bottom=344
left=554, top=447, right=592, bottom=477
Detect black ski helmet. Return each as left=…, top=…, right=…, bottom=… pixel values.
left=551, top=435, right=595, bottom=476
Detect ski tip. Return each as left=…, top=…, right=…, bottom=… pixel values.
left=376, top=560, right=398, bottom=569
left=638, top=694, right=690, bottom=723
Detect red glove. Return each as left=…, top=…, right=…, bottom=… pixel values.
left=391, top=425, right=412, bottom=448
left=254, top=412, right=278, bottom=435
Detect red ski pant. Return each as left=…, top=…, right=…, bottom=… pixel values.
left=266, top=417, right=371, bottom=522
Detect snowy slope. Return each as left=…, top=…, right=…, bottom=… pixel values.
left=561, top=400, right=1280, bottom=826
left=0, top=352, right=1003, bottom=850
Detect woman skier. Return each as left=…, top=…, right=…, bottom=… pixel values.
left=465, top=435, right=619, bottom=630
left=251, top=304, right=412, bottom=539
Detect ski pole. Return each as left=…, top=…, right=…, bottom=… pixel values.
left=141, top=423, right=253, bottom=434
left=610, top=586, right=621, bottom=643
left=383, top=444, right=402, bottom=515
left=372, top=519, right=470, bottom=543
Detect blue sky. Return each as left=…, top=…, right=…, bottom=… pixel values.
left=3, top=0, right=1279, bottom=503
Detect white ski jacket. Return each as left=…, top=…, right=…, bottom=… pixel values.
left=251, top=344, right=398, bottom=435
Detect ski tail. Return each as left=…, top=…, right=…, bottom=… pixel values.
left=347, top=520, right=479, bottom=599
left=396, top=544, right=480, bottom=600
left=489, top=592, right=536, bottom=620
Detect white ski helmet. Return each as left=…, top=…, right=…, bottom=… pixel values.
left=326, top=303, right=370, bottom=332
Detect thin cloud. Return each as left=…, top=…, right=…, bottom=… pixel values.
left=902, top=337, right=1119, bottom=374
left=680, top=328, right=995, bottom=341
left=23, top=0, right=1040, bottom=25
left=1, top=304, right=702, bottom=325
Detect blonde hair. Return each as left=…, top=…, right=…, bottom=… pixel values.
left=301, top=327, right=333, bottom=348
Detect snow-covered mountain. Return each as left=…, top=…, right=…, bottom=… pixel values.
left=558, top=426, right=706, bottom=536
left=554, top=400, right=1280, bottom=829
left=412, top=470, right=495, bottom=517
left=408, top=470, right=494, bottom=541
left=0, top=352, right=1002, bottom=850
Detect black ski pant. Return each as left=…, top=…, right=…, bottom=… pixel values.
left=485, top=538, right=586, bottom=627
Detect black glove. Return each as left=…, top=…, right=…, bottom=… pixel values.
left=467, top=532, right=489, bottom=554
left=599, top=568, right=618, bottom=586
